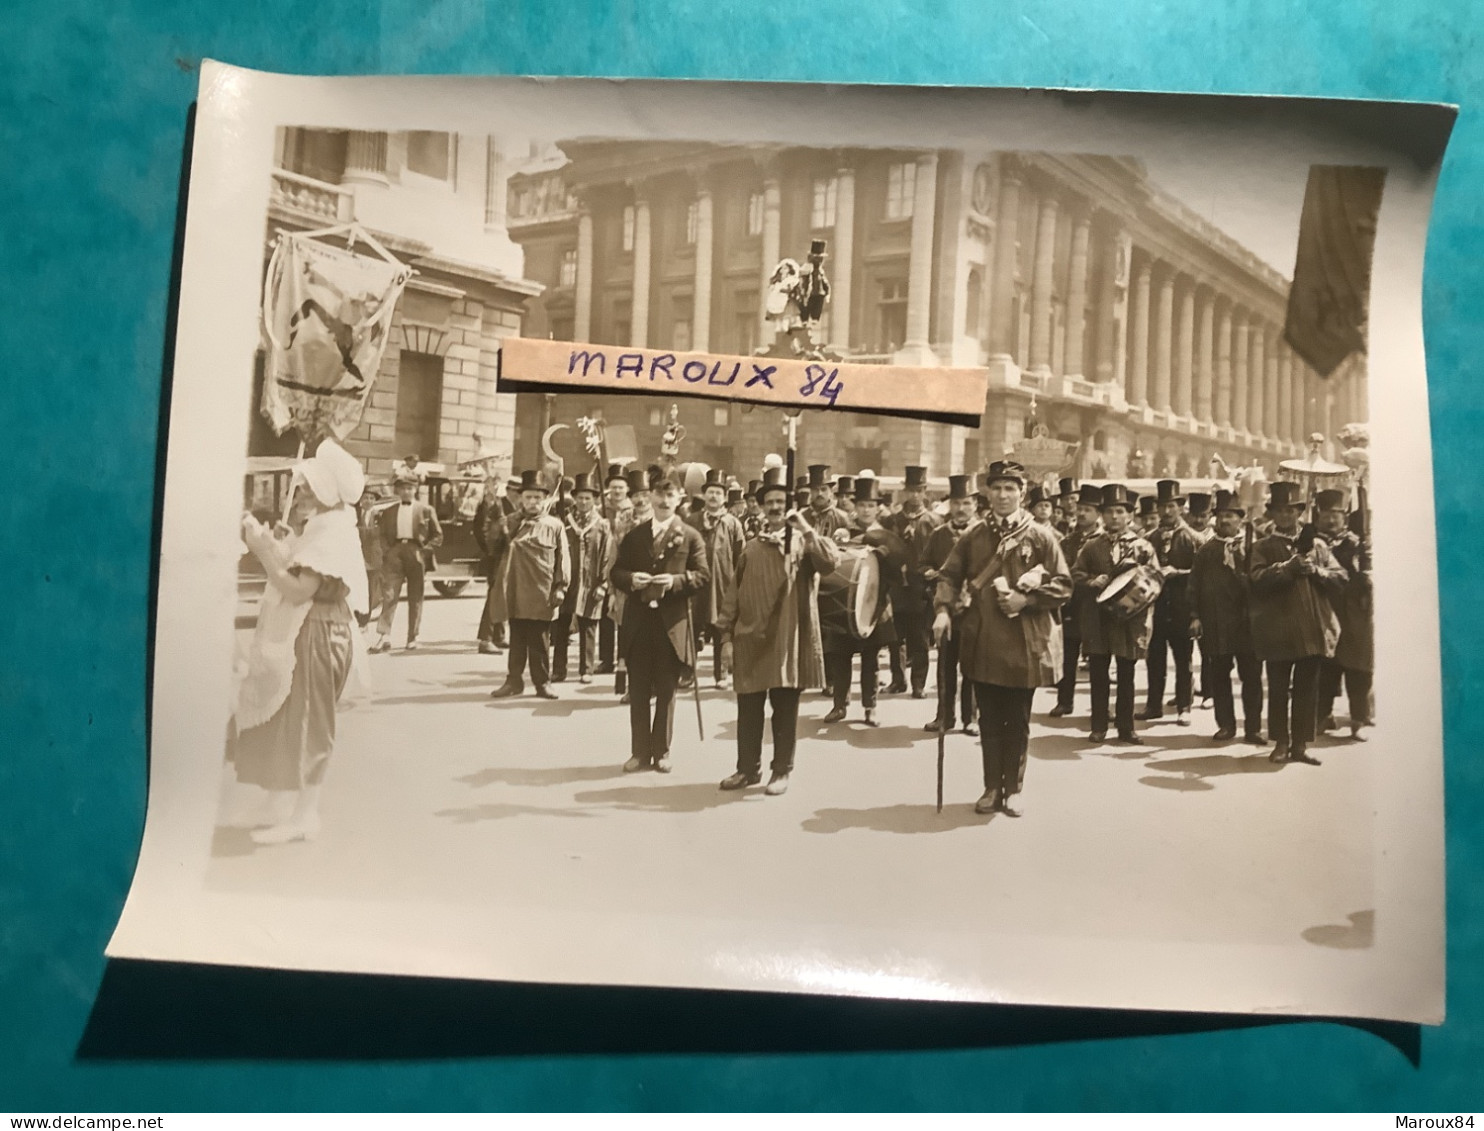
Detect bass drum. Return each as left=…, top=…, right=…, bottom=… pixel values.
left=1096, top=563, right=1164, bottom=621
left=819, top=544, right=883, bottom=640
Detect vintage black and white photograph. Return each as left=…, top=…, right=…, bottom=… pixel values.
left=109, top=65, right=1447, bottom=1023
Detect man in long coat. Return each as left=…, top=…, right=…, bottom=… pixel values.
left=487, top=470, right=571, bottom=700
left=821, top=476, right=901, bottom=728
left=804, top=463, right=853, bottom=536
left=882, top=465, right=941, bottom=698
left=715, top=467, right=840, bottom=796
left=1049, top=483, right=1103, bottom=719
left=687, top=468, right=747, bottom=690
left=933, top=460, right=1070, bottom=817
left=1189, top=489, right=1264, bottom=743
left=595, top=464, right=632, bottom=674
left=1071, top=484, right=1159, bottom=744
left=1248, top=481, right=1346, bottom=765
left=1314, top=489, right=1375, bottom=740
left=550, top=472, right=613, bottom=685
left=610, top=472, right=709, bottom=773
left=1142, top=479, right=1201, bottom=725
left=922, top=474, right=980, bottom=735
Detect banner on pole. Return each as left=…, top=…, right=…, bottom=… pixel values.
left=497, top=337, right=990, bottom=429
left=261, top=232, right=412, bottom=442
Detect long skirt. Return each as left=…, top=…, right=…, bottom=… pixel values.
left=229, top=602, right=354, bottom=791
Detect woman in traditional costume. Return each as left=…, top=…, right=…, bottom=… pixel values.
left=228, top=438, right=369, bottom=845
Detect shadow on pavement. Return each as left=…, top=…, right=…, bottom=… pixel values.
left=433, top=801, right=594, bottom=824
left=77, top=959, right=1420, bottom=1063
left=574, top=780, right=750, bottom=813
left=373, top=691, right=497, bottom=707
left=1302, top=909, right=1375, bottom=949
left=457, top=764, right=624, bottom=789
left=1138, top=750, right=1285, bottom=792
left=802, top=804, right=991, bottom=834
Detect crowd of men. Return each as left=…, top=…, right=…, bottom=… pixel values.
left=364, top=455, right=1375, bottom=818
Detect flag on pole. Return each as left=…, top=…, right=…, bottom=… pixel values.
left=261, top=229, right=412, bottom=443
left=1283, top=165, right=1386, bottom=378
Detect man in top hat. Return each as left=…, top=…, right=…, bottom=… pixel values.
left=1049, top=483, right=1105, bottom=718
left=741, top=481, right=765, bottom=540
left=1314, top=489, right=1374, bottom=740
left=882, top=465, right=942, bottom=698
left=473, top=476, right=515, bottom=654
left=1185, top=492, right=1215, bottom=545
left=922, top=474, right=980, bottom=735
left=608, top=466, right=655, bottom=700
left=1026, top=485, right=1057, bottom=529
left=805, top=464, right=852, bottom=536
left=610, top=470, right=710, bottom=773
left=834, top=476, right=857, bottom=523
left=1054, top=477, right=1079, bottom=535
left=550, top=472, right=614, bottom=685
left=687, top=468, right=747, bottom=690
left=1070, top=484, right=1159, bottom=743
left=371, top=470, right=444, bottom=653
left=821, top=476, right=902, bottom=727
left=716, top=467, right=840, bottom=795
left=1189, top=489, right=1264, bottom=743
left=1137, top=493, right=1160, bottom=536
left=487, top=471, right=572, bottom=699
left=793, top=477, right=811, bottom=511
left=1141, top=479, right=1201, bottom=726
left=1248, top=481, right=1346, bottom=765
left=727, top=486, right=747, bottom=521
left=933, top=460, right=1071, bottom=816
left=596, top=463, right=633, bottom=674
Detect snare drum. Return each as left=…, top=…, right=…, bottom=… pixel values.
left=1096, top=563, right=1163, bottom=621
left=819, top=545, right=883, bottom=640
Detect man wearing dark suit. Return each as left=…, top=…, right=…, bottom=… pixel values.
left=881, top=465, right=941, bottom=698
left=372, top=470, right=443, bottom=652
left=610, top=472, right=709, bottom=774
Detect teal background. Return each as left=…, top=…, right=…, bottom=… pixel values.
left=1, top=0, right=1481, bottom=1112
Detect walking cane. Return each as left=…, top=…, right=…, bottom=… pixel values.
left=685, top=597, right=705, bottom=741
left=936, top=621, right=949, bottom=813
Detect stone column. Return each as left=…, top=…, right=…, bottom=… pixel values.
left=1028, top=192, right=1059, bottom=372
left=1195, top=288, right=1214, bottom=423
left=1215, top=303, right=1233, bottom=427
left=1152, top=265, right=1174, bottom=412
left=631, top=193, right=652, bottom=348
left=901, top=152, right=940, bottom=360
left=1092, top=223, right=1123, bottom=383
left=1277, top=343, right=1293, bottom=443
left=1248, top=324, right=1266, bottom=439
left=1264, top=334, right=1280, bottom=439
left=1128, top=257, right=1151, bottom=407
left=692, top=186, right=714, bottom=352
left=987, top=162, right=1021, bottom=357
left=1231, top=311, right=1249, bottom=433
left=1065, top=207, right=1091, bottom=378
left=1174, top=276, right=1195, bottom=417
left=573, top=209, right=594, bottom=342
left=757, top=170, right=782, bottom=342
left=342, top=131, right=389, bottom=184
left=1291, top=346, right=1307, bottom=443
left=830, top=164, right=855, bottom=353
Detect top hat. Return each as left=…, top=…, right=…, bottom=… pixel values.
left=1314, top=488, right=1347, bottom=512
left=703, top=468, right=727, bottom=490
left=757, top=466, right=790, bottom=502
left=747, top=479, right=761, bottom=495
left=1100, top=483, right=1139, bottom=511
left=794, top=475, right=809, bottom=491
left=570, top=471, right=599, bottom=496
left=1056, top=476, right=1078, bottom=499
left=1186, top=491, right=1213, bottom=516
left=807, top=464, right=832, bottom=489
left=982, top=459, right=1028, bottom=487
left=855, top=476, right=885, bottom=504
left=605, top=462, right=628, bottom=486
left=1266, top=481, right=1308, bottom=512
left=1026, top=485, right=1050, bottom=508
left=625, top=468, right=650, bottom=495
left=1212, top=489, right=1245, bottom=515
left=1076, top=484, right=1104, bottom=507
left=835, top=475, right=855, bottom=497
left=727, top=486, right=744, bottom=503
left=947, top=474, right=973, bottom=500
left=1154, top=479, right=1185, bottom=505
left=1138, top=494, right=1157, bottom=516
left=903, top=466, right=929, bottom=489
left=517, top=469, right=549, bottom=494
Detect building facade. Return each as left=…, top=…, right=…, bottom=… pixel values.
left=507, top=142, right=1369, bottom=482
left=250, top=128, right=544, bottom=477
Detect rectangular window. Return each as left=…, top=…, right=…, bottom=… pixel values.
left=685, top=200, right=699, bottom=245
left=406, top=131, right=453, bottom=181
left=713, top=406, right=730, bottom=427
left=811, top=176, right=838, bottom=229
left=877, top=278, right=908, bottom=352
left=733, top=290, right=758, bottom=355
left=621, top=204, right=636, bottom=252
left=394, top=352, right=445, bottom=461
left=746, top=191, right=764, bottom=237
left=672, top=318, right=692, bottom=352
left=559, top=248, right=578, bottom=287
left=885, top=161, right=916, bottom=220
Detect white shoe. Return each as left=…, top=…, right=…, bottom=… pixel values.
left=249, top=812, right=321, bottom=845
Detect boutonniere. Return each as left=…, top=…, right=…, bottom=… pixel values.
left=1020, top=542, right=1034, bottom=563
left=664, top=533, right=685, bottom=556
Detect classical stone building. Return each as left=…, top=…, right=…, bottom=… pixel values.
left=507, top=142, right=1369, bottom=482
left=249, top=128, right=543, bottom=476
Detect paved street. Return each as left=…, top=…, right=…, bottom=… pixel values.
left=210, top=587, right=1377, bottom=955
